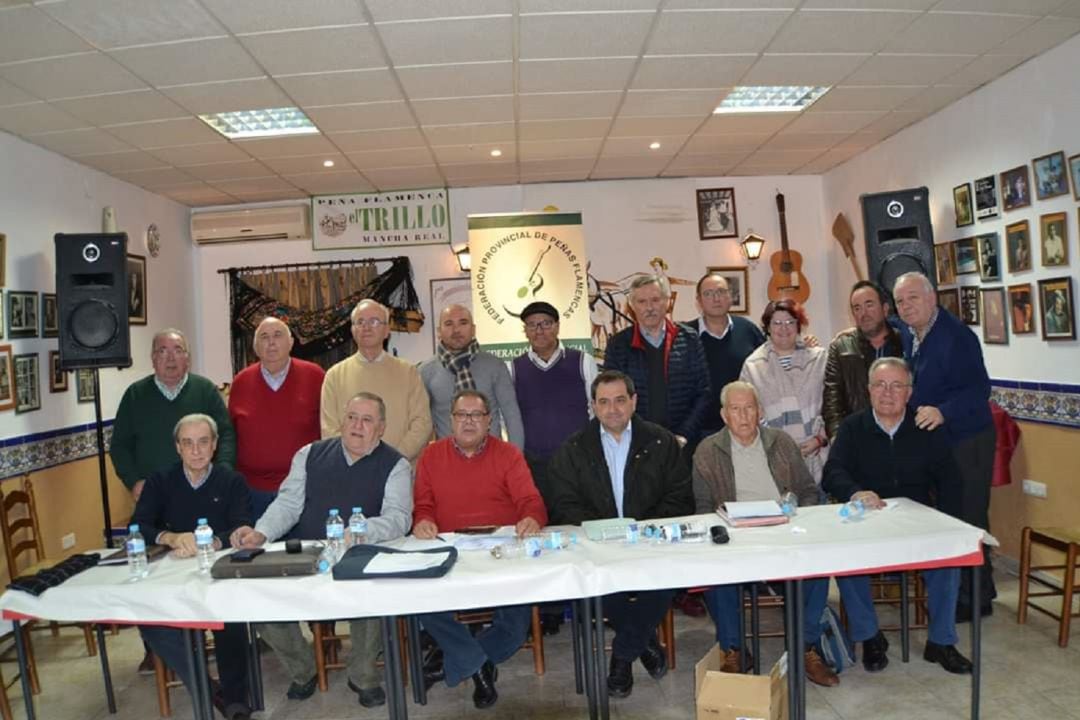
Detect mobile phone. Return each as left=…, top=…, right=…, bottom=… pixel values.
left=709, top=525, right=730, bottom=545
left=230, top=548, right=266, bottom=563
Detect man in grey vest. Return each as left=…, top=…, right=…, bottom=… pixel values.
left=231, top=393, right=412, bottom=707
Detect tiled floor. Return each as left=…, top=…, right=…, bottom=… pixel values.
left=4, top=572, right=1079, bottom=720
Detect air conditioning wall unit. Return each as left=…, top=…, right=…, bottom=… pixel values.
left=191, top=205, right=311, bottom=244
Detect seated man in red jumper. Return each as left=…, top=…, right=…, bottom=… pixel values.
left=412, top=389, right=548, bottom=710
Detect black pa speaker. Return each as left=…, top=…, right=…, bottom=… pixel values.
left=860, top=187, right=935, bottom=300
left=55, top=233, right=132, bottom=370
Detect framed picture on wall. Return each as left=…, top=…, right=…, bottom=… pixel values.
left=1069, top=153, right=1080, bottom=201
left=1032, top=151, right=1069, bottom=200
left=41, top=293, right=58, bottom=338
left=960, top=286, right=980, bottom=325
left=1005, top=220, right=1032, bottom=273
left=705, top=266, right=749, bottom=315
left=1040, top=212, right=1068, bottom=267
left=954, top=237, right=978, bottom=275
left=48, top=350, right=67, bottom=393
left=0, top=290, right=4, bottom=339
left=953, top=183, right=974, bottom=227
left=0, top=233, right=5, bottom=287
left=1000, top=165, right=1031, bottom=211
left=975, top=232, right=1000, bottom=281
left=939, top=288, right=961, bottom=319
left=429, top=277, right=472, bottom=353
left=1038, top=276, right=1075, bottom=341
left=696, top=188, right=738, bottom=240
left=980, top=288, right=1008, bottom=344
left=974, top=175, right=999, bottom=220
left=76, top=368, right=95, bottom=403
left=127, top=253, right=147, bottom=326
left=6, top=291, right=38, bottom=339
left=13, top=352, right=40, bottom=414
left=0, top=344, right=14, bottom=412
left=934, top=243, right=956, bottom=285
left=1008, top=284, right=1035, bottom=334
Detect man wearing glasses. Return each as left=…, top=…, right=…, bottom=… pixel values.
left=321, top=299, right=432, bottom=461
left=412, top=389, right=548, bottom=710
left=823, top=357, right=972, bottom=675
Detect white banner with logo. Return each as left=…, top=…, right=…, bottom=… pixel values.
left=466, top=212, right=591, bottom=359
left=312, top=188, right=450, bottom=249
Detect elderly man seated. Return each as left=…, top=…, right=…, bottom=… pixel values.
left=692, top=382, right=838, bottom=687
left=412, top=389, right=548, bottom=710
left=824, top=357, right=972, bottom=675
left=231, top=393, right=413, bottom=708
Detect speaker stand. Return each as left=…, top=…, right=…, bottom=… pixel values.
left=91, top=369, right=115, bottom=549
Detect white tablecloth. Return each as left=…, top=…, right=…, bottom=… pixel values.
left=0, top=499, right=984, bottom=625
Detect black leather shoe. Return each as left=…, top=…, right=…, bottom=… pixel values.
left=639, top=637, right=668, bottom=680
left=286, top=674, right=317, bottom=700
left=471, top=661, right=498, bottom=709
left=223, top=702, right=252, bottom=720
left=607, top=656, right=633, bottom=698
left=862, top=631, right=889, bottom=673
left=347, top=679, right=387, bottom=707
left=923, top=642, right=973, bottom=674
left=422, top=646, right=445, bottom=690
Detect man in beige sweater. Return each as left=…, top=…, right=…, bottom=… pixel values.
left=320, top=299, right=432, bottom=461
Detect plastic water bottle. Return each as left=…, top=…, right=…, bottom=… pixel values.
left=317, top=545, right=337, bottom=574
left=348, top=506, right=368, bottom=547
left=839, top=499, right=866, bottom=522
left=325, top=508, right=345, bottom=559
left=194, top=517, right=215, bottom=574
left=125, top=524, right=149, bottom=582
left=780, top=492, right=799, bottom=517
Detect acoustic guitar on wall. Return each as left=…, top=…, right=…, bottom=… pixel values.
left=767, top=192, right=811, bottom=304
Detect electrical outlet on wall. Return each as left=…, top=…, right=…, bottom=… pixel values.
left=61, top=533, right=76, bottom=549
left=1022, top=479, right=1048, bottom=499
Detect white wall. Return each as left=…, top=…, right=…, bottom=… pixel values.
left=194, top=174, right=829, bottom=382
left=822, top=33, right=1080, bottom=383
left=0, top=131, right=194, bottom=437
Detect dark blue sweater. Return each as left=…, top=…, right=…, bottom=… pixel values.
left=685, top=316, right=764, bottom=435
left=900, top=308, right=992, bottom=445
left=132, top=462, right=253, bottom=547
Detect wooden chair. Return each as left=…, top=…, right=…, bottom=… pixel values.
left=1018, top=526, right=1080, bottom=648
left=312, top=619, right=410, bottom=691
left=153, top=634, right=216, bottom=718
left=456, top=605, right=546, bottom=675
left=0, top=476, right=96, bottom=657
left=839, top=571, right=929, bottom=633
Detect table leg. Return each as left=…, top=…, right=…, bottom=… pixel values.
left=737, top=584, right=748, bottom=673
left=381, top=616, right=408, bottom=720
left=900, top=572, right=911, bottom=663
left=783, top=582, right=797, bottom=720
left=971, top=563, right=981, bottom=720
left=570, top=601, right=583, bottom=695
left=186, top=629, right=213, bottom=720
left=95, top=623, right=116, bottom=714
left=579, top=599, right=598, bottom=720
left=793, top=579, right=805, bottom=720
left=405, top=616, right=427, bottom=706
left=591, top=595, right=609, bottom=720
left=12, top=621, right=36, bottom=720
left=750, top=583, right=761, bottom=675
left=244, top=623, right=263, bottom=712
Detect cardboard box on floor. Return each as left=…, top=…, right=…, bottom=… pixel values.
left=694, top=645, right=788, bottom=720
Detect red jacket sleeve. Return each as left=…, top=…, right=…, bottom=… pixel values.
left=505, top=447, right=549, bottom=527
left=412, top=451, right=438, bottom=527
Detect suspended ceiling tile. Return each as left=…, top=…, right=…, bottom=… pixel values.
left=1051, top=0, right=1080, bottom=19
left=518, top=92, right=621, bottom=120
left=235, top=134, right=340, bottom=159
left=934, top=0, right=1063, bottom=14
left=768, top=9, right=920, bottom=53
left=149, top=142, right=254, bottom=166
left=602, top=136, right=682, bottom=157
left=40, top=0, right=225, bottom=48
left=666, top=151, right=750, bottom=170
left=520, top=58, right=637, bottom=93
left=158, top=182, right=239, bottom=206
left=228, top=188, right=311, bottom=202
left=620, top=89, right=722, bottom=116
left=632, top=55, right=755, bottom=90
left=518, top=138, right=604, bottom=161
left=593, top=154, right=669, bottom=171
left=104, top=117, right=223, bottom=149
left=261, top=153, right=349, bottom=175
left=441, top=160, right=516, bottom=178
left=0, top=52, right=146, bottom=100
left=211, top=175, right=299, bottom=194
left=939, top=55, right=1027, bottom=86
left=0, top=78, right=38, bottom=107
left=328, top=126, right=426, bottom=152
left=740, top=53, right=871, bottom=86
left=431, top=144, right=515, bottom=164
left=283, top=171, right=375, bottom=195
left=109, top=38, right=264, bottom=87
left=113, top=166, right=197, bottom=188
left=452, top=174, right=520, bottom=188
left=346, top=146, right=436, bottom=169
left=762, top=131, right=850, bottom=151
left=396, top=62, right=513, bottom=99
left=682, top=133, right=769, bottom=153
left=54, top=90, right=188, bottom=125
left=305, top=101, right=416, bottom=132
left=990, top=16, right=1080, bottom=56
left=238, top=26, right=384, bottom=75
left=610, top=115, right=703, bottom=137
left=377, top=17, right=512, bottom=65
left=411, top=95, right=514, bottom=126
left=161, top=78, right=294, bottom=115
left=199, top=0, right=367, bottom=34
left=844, top=54, right=975, bottom=85
left=0, top=102, right=89, bottom=135
left=902, top=85, right=976, bottom=114
left=519, top=169, right=592, bottom=183
left=809, top=85, right=925, bottom=112
left=590, top=167, right=661, bottom=180
left=855, top=110, right=925, bottom=139
left=799, top=0, right=935, bottom=8
left=518, top=157, right=596, bottom=175
left=0, top=5, right=93, bottom=64
left=363, top=165, right=446, bottom=190
left=697, top=112, right=796, bottom=135
left=796, top=146, right=863, bottom=173
left=519, top=12, right=653, bottom=58
left=742, top=148, right=824, bottom=165
left=667, top=0, right=793, bottom=7
left=183, top=159, right=276, bottom=181
left=276, top=69, right=401, bottom=107
left=366, top=0, right=511, bottom=22
left=422, top=121, right=516, bottom=145
left=518, top=118, right=611, bottom=141
left=29, top=127, right=133, bottom=156
left=885, top=12, right=1037, bottom=55
left=782, top=110, right=886, bottom=133
left=648, top=9, right=791, bottom=54
left=77, top=149, right=169, bottom=173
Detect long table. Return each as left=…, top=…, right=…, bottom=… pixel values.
left=1, top=499, right=986, bottom=720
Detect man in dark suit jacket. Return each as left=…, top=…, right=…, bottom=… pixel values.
left=546, top=370, right=693, bottom=699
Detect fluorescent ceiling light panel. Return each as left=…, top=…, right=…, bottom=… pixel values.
left=198, top=107, right=318, bottom=139
left=713, top=86, right=830, bottom=114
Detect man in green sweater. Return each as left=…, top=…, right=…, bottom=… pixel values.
left=111, top=328, right=236, bottom=503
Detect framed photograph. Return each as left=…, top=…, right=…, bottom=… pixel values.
left=1000, top=165, right=1031, bottom=211
left=1032, top=151, right=1069, bottom=200
left=696, top=187, right=738, bottom=240
left=933, top=243, right=956, bottom=285
left=13, top=353, right=40, bottom=414
left=76, top=368, right=96, bottom=403
left=0, top=344, right=13, bottom=412
left=980, top=288, right=1008, bottom=344
left=1008, top=284, right=1035, bottom=334
left=41, top=293, right=58, bottom=338
left=960, top=286, right=980, bottom=325
left=0, top=289, right=4, bottom=339
left=48, top=350, right=67, bottom=393
left=954, top=237, right=979, bottom=275
left=974, top=175, right=999, bottom=220
left=127, top=253, right=147, bottom=325
left=429, top=277, right=472, bottom=353
left=975, top=232, right=1000, bottom=282
left=1038, top=276, right=1075, bottom=341
left=6, top=291, right=39, bottom=339
left=953, top=183, right=974, bottom=227
left=1040, top=212, right=1068, bottom=267
left=1005, top=220, right=1032, bottom=273
left=1069, top=153, right=1080, bottom=201
left=939, top=288, right=961, bottom=319
left=0, top=233, right=5, bottom=287
left=705, top=266, right=749, bottom=315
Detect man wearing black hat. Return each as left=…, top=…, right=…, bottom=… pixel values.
left=509, top=301, right=598, bottom=499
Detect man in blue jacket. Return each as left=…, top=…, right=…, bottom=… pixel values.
left=893, top=272, right=995, bottom=619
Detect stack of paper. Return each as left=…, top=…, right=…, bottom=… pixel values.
left=716, top=501, right=789, bottom=528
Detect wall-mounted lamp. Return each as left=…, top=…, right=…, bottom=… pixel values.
left=740, top=232, right=766, bottom=263
left=453, top=245, right=472, bottom=272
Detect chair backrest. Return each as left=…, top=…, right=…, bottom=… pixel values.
left=0, top=475, right=44, bottom=576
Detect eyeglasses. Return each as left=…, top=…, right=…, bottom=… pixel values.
left=869, top=381, right=911, bottom=393
left=524, top=319, right=555, bottom=331
left=451, top=411, right=490, bottom=422
left=353, top=318, right=386, bottom=328
left=700, top=289, right=730, bottom=299
left=770, top=319, right=797, bottom=327
left=153, top=347, right=188, bottom=358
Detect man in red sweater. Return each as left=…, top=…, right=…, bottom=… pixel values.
left=413, top=389, right=547, bottom=710
left=228, top=317, right=324, bottom=519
